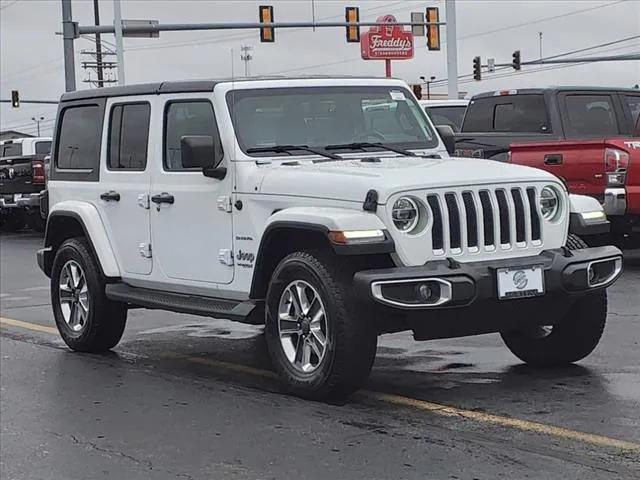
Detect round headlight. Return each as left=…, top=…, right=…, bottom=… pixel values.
left=392, top=197, right=419, bottom=232
left=539, top=186, right=561, bottom=221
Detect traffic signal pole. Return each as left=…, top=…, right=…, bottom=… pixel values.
left=445, top=0, right=458, bottom=99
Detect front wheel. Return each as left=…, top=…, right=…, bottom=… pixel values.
left=265, top=250, right=377, bottom=400
left=51, top=237, right=127, bottom=352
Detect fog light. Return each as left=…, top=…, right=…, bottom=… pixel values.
left=416, top=283, right=433, bottom=302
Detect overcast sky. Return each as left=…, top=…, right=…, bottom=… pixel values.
left=1, top=0, right=639, bottom=136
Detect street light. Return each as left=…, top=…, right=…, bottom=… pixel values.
left=31, top=116, right=45, bottom=137
left=419, top=75, right=436, bottom=100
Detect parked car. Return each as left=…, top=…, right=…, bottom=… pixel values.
left=453, top=87, right=640, bottom=244
left=1, top=137, right=52, bottom=158
left=0, top=154, right=49, bottom=231
left=419, top=99, right=469, bottom=132
left=38, top=77, right=621, bottom=400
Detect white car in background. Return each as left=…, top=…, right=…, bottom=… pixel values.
left=420, top=99, right=469, bottom=132
left=0, top=137, right=52, bottom=158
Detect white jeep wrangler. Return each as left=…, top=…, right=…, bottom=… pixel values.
left=38, top=77, right=622, bottom=399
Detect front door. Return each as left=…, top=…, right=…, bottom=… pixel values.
left=150, top=97, right=234, bottom=285
left=98, top=99, right=153, bottom=276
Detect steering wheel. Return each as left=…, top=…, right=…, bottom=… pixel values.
left=351, top=130, right=387, bottom=143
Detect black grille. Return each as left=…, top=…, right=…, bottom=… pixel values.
left=511, top=188, right=526, bottom=243
left=479, top=191, right=495, bottom=246
left=427, top=195, right=444, bottom=250
left=462, top=192, right=478, bottom=248
left=527, top=187, right=541, bottom=241
left=444, top=193, right=462, bottom=249
left=495, top=190, right=510, bottom=244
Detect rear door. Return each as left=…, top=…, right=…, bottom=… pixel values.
left=96, top=98, right=153, bottom=276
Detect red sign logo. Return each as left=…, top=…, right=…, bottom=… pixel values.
left=361, top=15, right=414, bottom=60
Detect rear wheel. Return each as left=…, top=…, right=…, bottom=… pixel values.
left=500, top=233, right=606, bottom=366
left=51, top=237, right=127, bottom=352
left=0, top=211, right=25, bottom=232
left=265, top=250, right=377, bottom=400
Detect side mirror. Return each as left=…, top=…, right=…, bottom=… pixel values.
left=435, top=125, right=456, bottom=155
left=180, top=135, right=226, bottom=179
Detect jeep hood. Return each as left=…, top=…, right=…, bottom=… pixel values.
left=255, top=156, right=559, bottom=204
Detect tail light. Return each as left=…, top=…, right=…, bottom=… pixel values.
left=32, top=160, right=45, bottom=186
left=604, top=148, right=629, bottom=186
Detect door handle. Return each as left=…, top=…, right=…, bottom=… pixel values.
left=100, top=191, right=120, bottom=202
left=151, top=192, right=175, bottom=205
left=544, top=154, right=563, bottom=165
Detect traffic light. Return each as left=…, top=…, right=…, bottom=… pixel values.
left=11, top=90, right=19, bottom=108
left=345, top=7, right=360, bottom=43
left=426, top=7, right=440, bottom=51
left=512, top=50, right=521, bottom=70
left=473, top=56, right=481, bottom=81
left=259, top=5, right=274, bottom=43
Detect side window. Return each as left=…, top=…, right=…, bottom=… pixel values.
left=623, top=94, right=640, bottom=127
left=563, top=95, right=619, bottom=138
left=493, top=95, right=549, bottom=133
left=164, top=101, right=216, bottom=170
left=56, top=105, right=102, bottom=170
left=108, top=103, right=151, bottom=170
left=1, top=143, right=22, bottom=157
left=35, top=141, right=51, bottom=155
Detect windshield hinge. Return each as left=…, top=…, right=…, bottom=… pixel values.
left=217, top=195, right=232, bottom=213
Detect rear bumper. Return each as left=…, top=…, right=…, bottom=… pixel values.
left=0, top=193, right=41, bottom=211
left=603, top=187, right=626, bottom=216
left=354, top=246, right=622, bottom=340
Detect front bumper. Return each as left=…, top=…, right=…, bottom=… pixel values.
left=354, top=246, right=623, bottom=340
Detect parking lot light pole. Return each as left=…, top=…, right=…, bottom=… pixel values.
left=31, top=117, right=45, bottom=136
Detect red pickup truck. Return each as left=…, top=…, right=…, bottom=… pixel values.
left=453, top=87, right=640, bottom=245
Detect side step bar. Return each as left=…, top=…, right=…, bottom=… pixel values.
left=105, top=283, right=264, bottom=325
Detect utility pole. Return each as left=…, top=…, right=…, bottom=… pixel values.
left=539, top=31, right=543, bottom=59
left=61, top=0, right=76, bottom=92
left=113, top=0, right=125, bottom=86
left=31, top=117, right=45, bottom=137
left=445, top=0, right=458, bottom=99
left=93, top=0, right=104, bottom=87
left=240, top=45, right=253, bottom=77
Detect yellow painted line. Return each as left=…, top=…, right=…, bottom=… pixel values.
left=3, top=317, right=639, bottom=452
left=0, top=317, right=58, bottom=335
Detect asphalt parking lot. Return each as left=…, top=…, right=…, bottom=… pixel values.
left=1, top=231, right=639, bottom=480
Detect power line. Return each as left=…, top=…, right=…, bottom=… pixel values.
left=0, top=0, right=20, bottom=11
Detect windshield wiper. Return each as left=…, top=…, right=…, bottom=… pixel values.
left=324, top=142, right=418, bottom=157
left=246, top=144, right=341, bottom=161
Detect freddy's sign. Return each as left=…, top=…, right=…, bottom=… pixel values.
left=361, top=15, right=414, bottom=60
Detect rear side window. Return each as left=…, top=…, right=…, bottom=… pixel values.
left=425, top=106, right=467, bottom=132
left=623, top=94, right=640, bottom=127
left=463, top=95, right=549, bottom=133
left=1, top=143, right=22, bottom=157
left=108, top=103, right=151, bottom=170
left=35, top=141, right=51, bottom=155
left=164, top=101, right=217, bottom=170
left=56, top=105, right=102, bottom=170
left=563, top=95, right=619, bottom=138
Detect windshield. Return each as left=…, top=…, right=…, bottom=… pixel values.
left=226, top=86, right=438, bottom=157
left=425, top=106, right=467, bottom=132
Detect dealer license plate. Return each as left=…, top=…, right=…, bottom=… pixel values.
left=497, top=265, right=544, bottom=300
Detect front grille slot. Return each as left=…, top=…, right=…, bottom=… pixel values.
left=478, top=191, right=495, bottom=247
left=427, top=195, right=444, bottom=251
left=526, top=188, right=541, bottom=241
left=444, top=193, right=462, bottom=250
left=462, top=192, right=478, bottom=248
left=495, top=190, right=510, bottom=245
left=511, top=188, right=526, bottom=243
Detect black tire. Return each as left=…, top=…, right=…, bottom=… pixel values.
left=265, top=250, right=377, bottom=400
left=51, top=237, right=127, bottom=352
left=565, top=233, right=588, bottom=250
left=0, top=211, right=25, bottom=232
left=500, top=233, right=606, bottom=367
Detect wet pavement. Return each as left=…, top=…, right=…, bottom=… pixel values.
left=1, top=232, right=639, bottom=479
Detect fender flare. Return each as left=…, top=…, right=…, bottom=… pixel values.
left=45, top=201, right=120, bottom=278
left=249, top=207, right=394, bottom=299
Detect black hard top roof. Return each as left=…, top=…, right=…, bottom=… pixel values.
left=59, top=76, right=387, bottom=102
left=471, top=86, right=640, bottom=100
